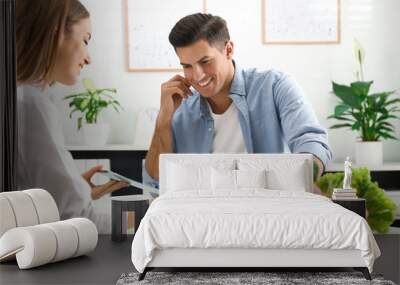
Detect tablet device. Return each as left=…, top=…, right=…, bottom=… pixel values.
left=98, top=170, right=158, bottom=197
left=98, top=170, right=130, bottom=182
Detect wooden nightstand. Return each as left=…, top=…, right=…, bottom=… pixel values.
left=332, top=198, right=366, bottom=218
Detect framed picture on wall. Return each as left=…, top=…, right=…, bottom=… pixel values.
left=262, top=0, right=341, bottom=44
left=124, top=0, right=206, bottom=72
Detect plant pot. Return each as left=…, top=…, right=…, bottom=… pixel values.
left=81, top=123, right=110, bottom=146
left=355, top=141, right=383, bottom=167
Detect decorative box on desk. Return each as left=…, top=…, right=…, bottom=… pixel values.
left=332, top=198, right=366, bottom=218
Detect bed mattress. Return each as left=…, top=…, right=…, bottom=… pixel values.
left=131, top=190, right=380, bottom=273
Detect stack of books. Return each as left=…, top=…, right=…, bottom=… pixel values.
left=332, top=188, right=358, bottom=200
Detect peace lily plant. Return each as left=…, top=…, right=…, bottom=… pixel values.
left=64, top=78, right=122, bottom=145
left=328, top=39, right=400, bottom=166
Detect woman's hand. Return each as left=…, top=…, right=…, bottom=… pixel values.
left=81, top=165, right=129, bottom=200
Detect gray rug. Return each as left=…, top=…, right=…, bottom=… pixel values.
left=116, top=272, right=396, bottom=285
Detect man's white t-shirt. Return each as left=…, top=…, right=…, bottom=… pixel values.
left=208, top=102, right=247, bottom=153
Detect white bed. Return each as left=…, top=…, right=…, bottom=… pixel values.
left=131, top=154, right=380, bottom=280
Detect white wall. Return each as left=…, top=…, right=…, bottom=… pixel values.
left=52, top=0, right=400, bottom=162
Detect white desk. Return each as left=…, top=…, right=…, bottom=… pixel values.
left=66, top=144, right=147, bottom=151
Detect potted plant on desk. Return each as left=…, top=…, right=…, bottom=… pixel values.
left=328, top=39, right=400, bottom=167
left=64, top=78, right=122, bottom=146
left=316, top=167, right=397, bottom=233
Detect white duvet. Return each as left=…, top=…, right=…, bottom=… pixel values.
left=131, top=190, right=380, bottom=273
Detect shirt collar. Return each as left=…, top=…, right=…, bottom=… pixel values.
left=229, top=61, right=246, bottom=96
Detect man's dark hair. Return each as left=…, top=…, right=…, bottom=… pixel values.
left=168, top=13, right=230, bottom=50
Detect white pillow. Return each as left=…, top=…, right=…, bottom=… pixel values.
left=167, top=162, right=209, bottom=191
left=238, top=159, right=309, bottom=191
left=236, top=169, right=267, bottom=189
left=167, top=160, right=235, bottom=192
left=211, top=168, right=236, bottom=190
left=211, top=169, right=267, bottom=190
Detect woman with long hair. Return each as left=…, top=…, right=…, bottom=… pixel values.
left=16, top=0, right=127, bottom=232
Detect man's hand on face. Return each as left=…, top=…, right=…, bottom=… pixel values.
left=159, top=75, right=192, bottom=123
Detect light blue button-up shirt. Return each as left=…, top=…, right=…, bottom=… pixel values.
left=143, top=64, right=332, bottom=188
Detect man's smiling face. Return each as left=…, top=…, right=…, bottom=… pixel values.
left=176, top=39, right=234, bottom=98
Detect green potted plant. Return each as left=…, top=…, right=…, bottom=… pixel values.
left=64, top=78, right=122, bottom=146
left=328, top=39, right=400, bottom=167
left=316, top=167, right=397, bottom=233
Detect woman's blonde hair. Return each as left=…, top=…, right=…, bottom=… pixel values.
left=16, top=0, right=89, bottom=84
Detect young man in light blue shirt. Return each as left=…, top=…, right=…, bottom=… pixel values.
left=144, top=13, right=332, bottom=189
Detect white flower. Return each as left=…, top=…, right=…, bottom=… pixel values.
left=353, top=38, right=365, bottom=81
left=353, top=38, right=365, bottom=67
left=83, top=78, right=96, bottom=92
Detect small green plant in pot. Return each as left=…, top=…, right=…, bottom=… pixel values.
left=328, top=39, right=400, bottom=166
left=64, top=78, right=122, bottom=145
